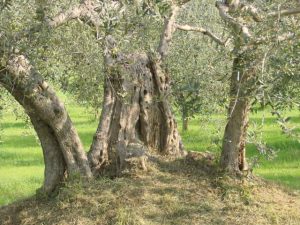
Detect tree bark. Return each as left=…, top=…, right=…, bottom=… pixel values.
left=220, top=56, right=252, bottom=173
left=88, top=40, right=184, bottom=174
left=88, top=78, right=114, bottom=173
left=29, top=113, right=66, bottom=194
left=0, top=54, right=92, bottom=194
left=220, top=97, right=249, bottom=173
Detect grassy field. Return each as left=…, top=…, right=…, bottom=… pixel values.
left=181, top=111, right=300, bottom=190
left=0, top=99, right=300, bottom=206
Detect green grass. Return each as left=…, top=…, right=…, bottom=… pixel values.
left=0, top=100, right=300, bottom=206
left=180, top=110, right=300, bottom=190
left=0, top=96, right=99, bottom=206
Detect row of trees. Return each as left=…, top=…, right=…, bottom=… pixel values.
left=0, top=0, right=299, bottom=195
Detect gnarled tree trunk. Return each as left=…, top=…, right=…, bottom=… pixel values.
left=88, top=40, right=184, bottom=175
left=88, top=5, right=185, bottom=175
left=0, top=54, right=92, bottom=194
left=29, top=113, right=66, bottom=194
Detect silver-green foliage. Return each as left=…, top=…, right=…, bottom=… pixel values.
left=168, top=0, right=230, bottom=119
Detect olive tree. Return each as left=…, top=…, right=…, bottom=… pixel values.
left=207, top=0, right=299, bottom=173
left=172, top=0, right=300, bottom=173
left=0, top=0, right=202, bottom=195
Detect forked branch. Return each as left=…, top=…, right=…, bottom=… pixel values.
left=216, top=2, right=251, bottom=41
left=268, top=7, right=300, bottom=18
left=175, top=24, right=229, bottom=46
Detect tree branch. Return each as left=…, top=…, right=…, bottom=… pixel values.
left=175, top=24, right=229, bottom=46
left=252, top=32, right=298, bottom=46
left=268, top=7, right=300, bottom=18
left=215, top=2, right=251, bottom=41
left=157, top=5, right=179, bottom=59
left=240, top=4, right=262, bottom=22
left=12, top=0, right=101, bottom=41
left=47, top=0, right=99, bottom=28
left=238, top=4, right=300, bottom=22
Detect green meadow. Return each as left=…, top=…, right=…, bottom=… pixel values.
left=1, top=99, right=300, bottom=206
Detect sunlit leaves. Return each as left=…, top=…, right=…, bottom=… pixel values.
left=0, top=0, right=12, bottom=12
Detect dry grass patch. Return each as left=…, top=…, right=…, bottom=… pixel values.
left=1, top=154, right=300, bottom=225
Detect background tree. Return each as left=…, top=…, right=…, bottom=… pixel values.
left=0, top=0, right=199, bottom=194
left=167, top=0, right=230, bottom=131
left=214, top=0, right=300, bottom=173
left=168, top=0, right=300, bottom=173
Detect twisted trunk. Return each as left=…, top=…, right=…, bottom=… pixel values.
left=0, top=54, right=92, bottom=194
left=88, top=51, right=184, bottom=175
left=29, top=113, right=66, bottom=194
left=88, top=5, right=183, bottom=175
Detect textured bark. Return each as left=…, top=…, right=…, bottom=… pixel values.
left=217, top=0, right=252, bottom=174
left=149, top=56, right=184, bottom=155
left=29, top=113, right=66, bottom=194
left=157, top=5, right=179, bottom=59
left=88, top=4, right=185, bottom=175
left=220, top=56, right=252, bottom=173
left=88, top=48, right=184, bottom=174
left=221, top=97, right=250, bottom=173
left=0, top=54, right=92, bottom=193
left=88, top=78, right=114, bottom=173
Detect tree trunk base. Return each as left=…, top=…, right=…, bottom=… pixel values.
left=116, top=142, right=148, bottom=175
left=88, top=49, right=185, bottom=175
